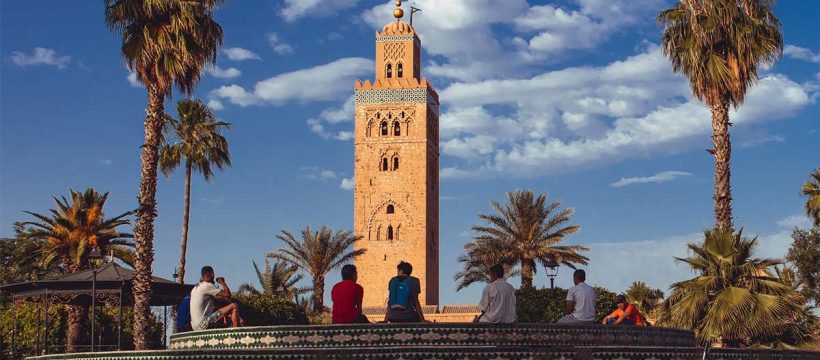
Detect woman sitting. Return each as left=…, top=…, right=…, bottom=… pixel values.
left=602, top=295, right=645, bottom=326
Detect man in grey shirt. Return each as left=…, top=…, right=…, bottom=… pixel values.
left=190, top=265, right=240, bottom=330
left=476, top=264, right=517, bottom=323
left=557, top=269, right=596, bottom=324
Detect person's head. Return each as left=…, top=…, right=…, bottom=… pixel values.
left=397, top=261, right=413, bottom=277
left=615, top=294, right=628, bottom=310
left=489, top=264, right=505, bottom=281
left=201, top=266, right=215, bottom=282
left=573, top=269, right=586, bottom=285
left=341, top=264, right=358, bottom=282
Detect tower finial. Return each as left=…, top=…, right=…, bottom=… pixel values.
left=393, top=0, right=404, bottom=21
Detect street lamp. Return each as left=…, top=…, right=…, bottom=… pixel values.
left=87, top=247, right=103, bottom=352
left=274, top=285, right=287, bottom=297
left=544, top=256, right=560, bottom=290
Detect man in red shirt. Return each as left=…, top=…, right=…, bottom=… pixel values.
left=331, top=264, right=368, bottom=324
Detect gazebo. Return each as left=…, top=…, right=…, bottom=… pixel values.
left=0, top=262, right=192, bottom=355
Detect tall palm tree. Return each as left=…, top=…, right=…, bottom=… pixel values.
left=625, top=281, right=665, bottom=316
left=658, top=0, right=782, bottom=231
left=660, top=229, right=806, bottom=347
left=470, top=190, right=588, bottom=288
left=454, top=236, right=520, bottom=291
left=19, top=188, right=134, bottom=352
left=801, top=168, right=820, bottom=227
left=269, top=226, right=365, bottom=311
left=238, top=258, right=310, bottom=300
left=160, top=99, right=231, bottom=284
left=104, top=0, right=223, bottom=348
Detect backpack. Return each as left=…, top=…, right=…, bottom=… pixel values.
left=388, top=276, right=412, bottom=309
left=176, top=296, right=192, bottom=332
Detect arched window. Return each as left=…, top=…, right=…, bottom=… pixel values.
left=397, top=63, right=404, bottom=78
left=386, top=63, right=393, bottom=78
left=393, top=157, right=399, bottom=170
left=381, top=158, right=388, bottom=171
left=386, top=205, right=394, bottom=214
left=387, top=225, right=394, bottom=240
left=380, top=121, right=388, bottom=136
left=393, top=121, right=401, bottom=136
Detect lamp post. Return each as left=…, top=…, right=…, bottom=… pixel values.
left=87, top=247, right=103, bottom=352
left=274, top=285, right=287, bottom=297
left=544, top=256, right=560, bottom=290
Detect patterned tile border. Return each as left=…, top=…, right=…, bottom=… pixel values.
left=167, top=323, right=696, bottom=350
left=355, top=88, right=437, bottom=105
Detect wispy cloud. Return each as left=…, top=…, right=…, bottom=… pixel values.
left=776, top=214, right=811, bottom=229
left=98, top=159, right=113, bottom=166
left=223, top=47, right=261, bottom=61
left=300, top=166, right=338, bottom=180
left=340, top=177, right=354, bottom=191
left=784, top=45, right=820, bottom=63
left=10, top=48, right=71, bottom=69
left=740, top=134, right=785, bottom=148
left=201, top=197, right=224, bottom=204
left=281, top=0, right=359, bottom=22
left=610, top=171, right=692, bottom=188
left=206, top=65, right=241, bottom=79
left=126, top=72, right=142, bottom=87
left=267, top=33, right=295, bottom=55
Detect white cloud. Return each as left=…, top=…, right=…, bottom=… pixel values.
left=340, top=177, right=354, bottom=191
left=438, top=45, right=812, bottom=178
left=207, top=99, right=225, bottom=111
left=784, top=45, right=820, bottom=63
left=267, top=33, right=295, bottom=55
left=206, top=65, right=241, bottom=79
left=281, top=0, right=359, bottom=22
left=777, top=214, right=812, bottom=229
left=126, top=72, right=142, bottom=87
left=210, top=58, right=372, bottom=107
left=739, top=134, right=785, bottom=148
left=223, top=47, right=261, bottom=61
left=610, top=171, right=692, bottom=188
left=300, top=166, right=339, bottom=180
left=98, top=159, right=113, bottom=165
left=9, top=47, right=71, bottom=69
left=307, top=96, right=356, bottom=141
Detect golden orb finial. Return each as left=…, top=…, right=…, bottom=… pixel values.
left=393, top=0, right=404, bottom=20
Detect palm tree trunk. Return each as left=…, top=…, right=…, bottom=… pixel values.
left=711, top=100, right=733, bottom=231
left=521, top=260, right=535, bottom=288
left=65, top=304, right=87, bottom=353
left=177, top=160, right=192, bottom=284
left=312, top=276, right=325, bottom=312
left=132, top=87, right=165, bottom=350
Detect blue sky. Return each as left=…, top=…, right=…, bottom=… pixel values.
left=1, top=0, right=818, bottom=306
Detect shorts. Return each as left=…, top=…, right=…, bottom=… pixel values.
left=195, top=310, right=223, bottom=330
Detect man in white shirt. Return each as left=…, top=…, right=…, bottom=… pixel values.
left=190, top=265, right=240, bottom=330
left=476, top=264, right=517, bottom=323
left=557, top=269, right=596, bottom=324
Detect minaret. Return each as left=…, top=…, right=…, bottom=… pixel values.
left=353, top=0, right=440, bottom=307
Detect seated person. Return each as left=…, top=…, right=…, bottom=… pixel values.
left=602, top=295, right=645, bottom=326
left=190, top=265, right=241, bottom=330
left=556, top=269, right=596, bottom=324
left=384, top=261, right=427, bottom=323
left=331, top=264, right=369, bottom=324
left=175, top=295, right=192, bottom=333
left=475, top=264, right=517, bottom=323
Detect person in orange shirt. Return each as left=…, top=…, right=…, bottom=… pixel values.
left=602, top=295, right=645, bottom=326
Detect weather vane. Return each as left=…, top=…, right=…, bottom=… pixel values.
left=410, top=2, right=422, bottom=26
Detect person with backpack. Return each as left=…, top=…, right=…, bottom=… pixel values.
left=384, top=261, right=427, bottom=323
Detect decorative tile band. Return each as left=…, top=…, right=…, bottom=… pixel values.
left=167, top=323, right=696, bottom=351
left=376, top=35, right=416, bottom=42
left=355, top=89, right=436, bottom=105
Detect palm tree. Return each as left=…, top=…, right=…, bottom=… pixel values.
left=269, top=226, right=365, bottom=311
left=104, top=0, right=223, bottom=348
left=625, top=281, right=665, bottom=316
left=19, top=188, right=134, bottom=352
left=470, top=190, right=588, bottom=288
left=658, top=0, right=783, bottom=231
left=660, top=229, right=806, bottom=347
left=238, top=258, right=310, bottom=300
left=454, top=236, right=520, bottom=291
left=160, top=99, right=231, bottom=284
left=801, top=168, right=820, bottom=227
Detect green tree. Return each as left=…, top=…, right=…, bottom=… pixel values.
left=467, top=190, right=588, bottom=288
left=660, top=229, right=807, bottom=347
left=786, top=227, right=820, bottom=309
left=801, top=169, right=820, bottom=227
left=658, top=0, right=783, bottom=231
left=104, top=0, right=224, bottom=348
left=160, top=98, right=231, bottom=284
left=18, top=188, right=134, bottom=352
left=269, top=226, right=365, bottom=311
left=625, top=281, right=665, bottom=316
left=454, top=236, right=520, bottom=291
left=238, top=258, right=310, bottom=300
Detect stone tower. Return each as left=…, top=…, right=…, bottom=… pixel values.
left=353, top=1, right=440, bottom=308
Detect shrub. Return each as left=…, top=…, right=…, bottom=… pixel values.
left=515, top=286, right=619, bottom=323
left=235, top=294, right=309, bottom=326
